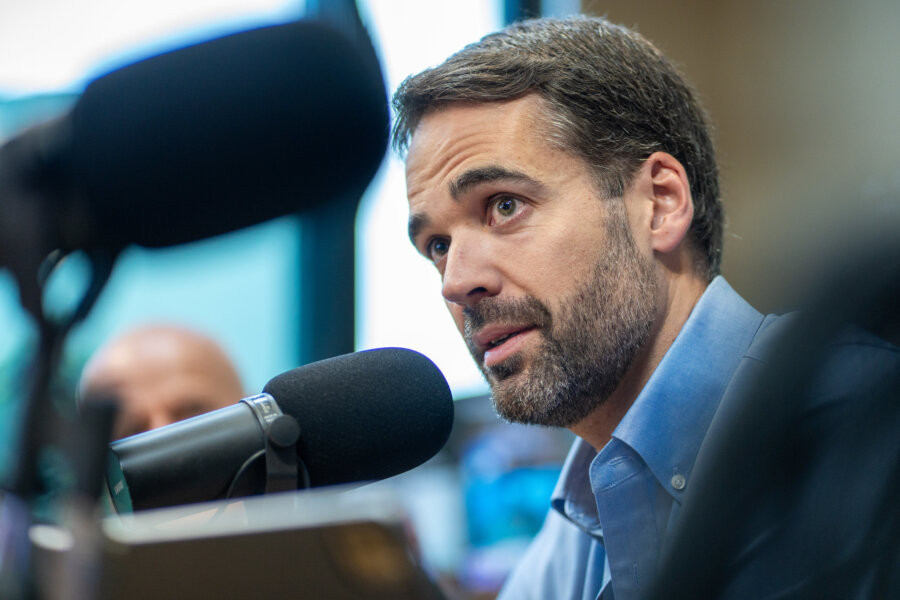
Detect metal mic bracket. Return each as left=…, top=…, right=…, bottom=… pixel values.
left=264, top=415, right=301, bottom=493
left=241, top=394, right=311, bottom=495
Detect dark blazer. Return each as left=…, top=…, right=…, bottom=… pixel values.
left=650, top=314, right=900, bottom=599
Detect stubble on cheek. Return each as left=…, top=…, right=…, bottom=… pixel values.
left=468, top=210, right=657, bottom=428
left=462, top=295, right=552, bottom=371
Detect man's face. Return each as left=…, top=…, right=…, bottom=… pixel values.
left=405, top=95, right=659, bottom=428
left=80, top=330, right=244, bottom=439
left=98, top=364, right=237, bottom=440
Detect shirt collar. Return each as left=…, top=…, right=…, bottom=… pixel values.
left=552, top=438, right=602, bottom=535
left=551, top=276, right=766, bottom=530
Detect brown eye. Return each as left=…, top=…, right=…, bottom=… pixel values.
left=496, top=197, right=517, bottom=217
left=427, top=238, right=449, bottom=261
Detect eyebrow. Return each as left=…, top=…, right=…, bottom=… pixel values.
left=448, top=165, right=540, bottom=200
left=408, top=165, right=543, bottom=247
left=408, top=212, right=430, bottom=247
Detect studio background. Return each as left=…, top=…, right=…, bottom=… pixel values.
left=1, top=0, right=897, bottom=597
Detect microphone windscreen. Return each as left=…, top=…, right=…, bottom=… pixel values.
left=262, top=348, right=454, bottom=488
left=60, top=18, right=387, bottom=250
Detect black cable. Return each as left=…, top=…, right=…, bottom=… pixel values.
left=224, top=450, right=266, bottom=502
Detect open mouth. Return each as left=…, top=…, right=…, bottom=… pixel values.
left=481, top=326, right=536, bottom=360
left=489, top=332, right=518, bottom=347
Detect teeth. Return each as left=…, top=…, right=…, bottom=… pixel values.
left=490, top=333, right=513, bottom=347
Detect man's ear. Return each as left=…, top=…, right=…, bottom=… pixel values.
left=642, top=151, right=693, bottom=254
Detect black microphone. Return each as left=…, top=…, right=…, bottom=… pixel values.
left=0, top=16, right=388, bottom=255
left=105, top=348, right=454, bottom=513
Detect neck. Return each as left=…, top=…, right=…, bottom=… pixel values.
left=569, top=272, right=709, bottom=451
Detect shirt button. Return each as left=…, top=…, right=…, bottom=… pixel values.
left=670, top=474, right=686, bottom=490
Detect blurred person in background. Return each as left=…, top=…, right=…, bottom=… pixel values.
left=79, top=324, right=244, bottom=440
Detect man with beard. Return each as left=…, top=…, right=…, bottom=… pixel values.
left=393, top=15, right=900, bottom=600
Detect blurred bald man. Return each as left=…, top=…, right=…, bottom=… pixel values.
left=79, top=325, right=244, bottom=440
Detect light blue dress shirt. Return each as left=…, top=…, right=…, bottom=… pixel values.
left=498, top=277, right=775, bottom=600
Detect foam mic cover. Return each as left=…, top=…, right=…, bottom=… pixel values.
left=263, top=347, right=454, bottom=488
left=106, top=348, right=453, bottom=512
left=11, top=17, right=387, bottom=252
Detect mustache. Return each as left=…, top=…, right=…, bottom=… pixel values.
left=463, top=295, right=553, bottom=350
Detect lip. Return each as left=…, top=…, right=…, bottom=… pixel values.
left=474, top=325, right=537, bottom=367
left=473, top=324, right=531, bottom=352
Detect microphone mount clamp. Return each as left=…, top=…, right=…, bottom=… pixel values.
left=241, top=394, right=310, bottom=494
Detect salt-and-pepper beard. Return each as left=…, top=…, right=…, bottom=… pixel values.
left=464, top=203, right=658, bottom=428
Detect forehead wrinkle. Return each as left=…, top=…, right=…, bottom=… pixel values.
left=406, top=103, right=515, bottom=200
left=405, top=98, right=552, bottom=250
left=406, top=127, right=472, bottom=199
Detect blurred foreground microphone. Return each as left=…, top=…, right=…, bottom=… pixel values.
left=105, top=348, right=453, bottom=513
left=0, top=14, right=387, bottom=257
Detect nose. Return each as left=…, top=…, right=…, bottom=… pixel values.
left=441, top=233, right=501, bottom=308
